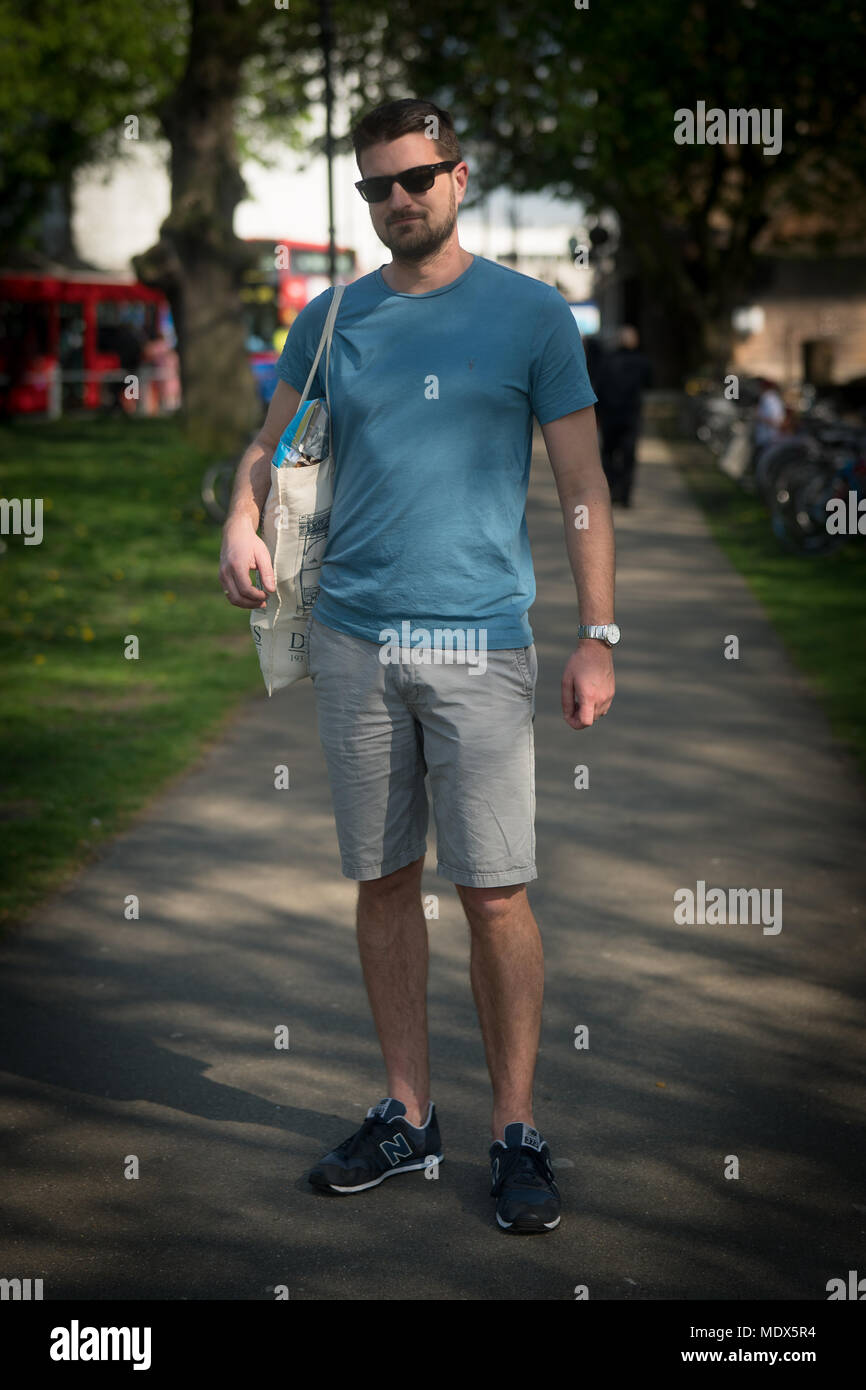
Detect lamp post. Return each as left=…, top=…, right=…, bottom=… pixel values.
left=320, top=0, right=337, bottom=286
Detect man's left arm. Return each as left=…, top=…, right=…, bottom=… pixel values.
left=541, top=406, right=616, bottom=730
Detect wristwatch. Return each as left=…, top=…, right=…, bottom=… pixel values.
left=577, top=623, right=621, bottom=647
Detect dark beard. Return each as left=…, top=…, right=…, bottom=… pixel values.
left=383, top=200, right=457, bottom=263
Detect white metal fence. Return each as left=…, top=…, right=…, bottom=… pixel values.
left=0, top=366, right=180, bottom=418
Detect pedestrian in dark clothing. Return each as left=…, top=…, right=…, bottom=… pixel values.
left=595, top=325, right=652, bottom=506
left=582, top=333, right=605, bottom=399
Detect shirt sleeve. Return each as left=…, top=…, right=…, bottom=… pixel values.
left=275, top=287, right=334, bottom=398
left=528, top=291, right=598, bottom=425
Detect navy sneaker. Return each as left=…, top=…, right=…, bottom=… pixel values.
left=308, top=1097, right=443, bottom=1194
left=489, top=1122, right=561, bottom=1232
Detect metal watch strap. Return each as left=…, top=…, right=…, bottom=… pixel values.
left=578, top=624, right=610, bottom=641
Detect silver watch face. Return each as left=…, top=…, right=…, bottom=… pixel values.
left=606, top=623, right=621, bottom=645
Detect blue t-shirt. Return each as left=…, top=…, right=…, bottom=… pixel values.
left=276, top=254, right=597, bottom=648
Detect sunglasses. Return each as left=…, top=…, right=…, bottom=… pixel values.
left=355, top=160, right=460, bottom=204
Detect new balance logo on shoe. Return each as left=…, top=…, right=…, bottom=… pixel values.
left=490, top=1125, right=561, bottom=1233
left=379, top=1133, right=414, bottom=1166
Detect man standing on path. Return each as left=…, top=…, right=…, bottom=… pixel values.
left=219, top=99, right=618, bottom=1234
left=595, top=324, right=652, bottom=506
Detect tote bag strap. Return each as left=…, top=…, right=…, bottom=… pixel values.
left=297, top=283, right=346, bottom=413
left=324, top=282, right=344, bottom=415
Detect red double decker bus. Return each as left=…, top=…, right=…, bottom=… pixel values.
left=1, top=240, right=358, bottom=416
left=0, top=268, right=168, bottom=416
left=241, top=239, right=357, bottom=399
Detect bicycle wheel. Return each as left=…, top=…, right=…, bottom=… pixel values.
left=770, top=460, right=848, bottom=555
left=201, top=461, right=236, bottom=524
left=755, top=439, right=813, bottom=505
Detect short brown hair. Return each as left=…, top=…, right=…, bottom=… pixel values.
left=351, top=98, right=462, bottom=170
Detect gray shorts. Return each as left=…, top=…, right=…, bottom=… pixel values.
left=306, top=613, right=538, bottom=887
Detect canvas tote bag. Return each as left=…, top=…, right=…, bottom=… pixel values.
left=250, top=284, right=345, bottom=694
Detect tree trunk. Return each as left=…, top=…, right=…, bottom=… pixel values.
left=132, top=0, right=260, bottom=454
left=615, top=212, right=741, bottom=384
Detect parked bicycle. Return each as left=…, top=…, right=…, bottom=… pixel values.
left=200, top=460, right=236, bottom=525
left=766, top=425, right=866, bottom=555
left=688, top=372, right=866, bottom=554
left=683, top=373, right=762, bottom=467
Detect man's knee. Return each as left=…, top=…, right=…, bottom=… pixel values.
left=357, top=854, right=425, bottom=901
left=457, top=882, right=528, bottom=927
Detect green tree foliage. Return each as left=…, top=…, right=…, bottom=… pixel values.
left=382, top=0, right=866, bottom=370
left=7, top=0, right=860, bottom=408
left=0, top=0, right=186, bottom=256
left=0, top=0, right=400, bottom=443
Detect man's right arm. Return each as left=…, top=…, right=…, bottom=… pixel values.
left=218, top=379, right=301, bottom=608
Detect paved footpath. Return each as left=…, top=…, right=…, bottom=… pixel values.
left=1, top=433, right=864, bottom=1301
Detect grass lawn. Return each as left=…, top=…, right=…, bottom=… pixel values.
left=0, top=416, right=263, bottom=932
left=675, top=441, right=866, bottom=783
